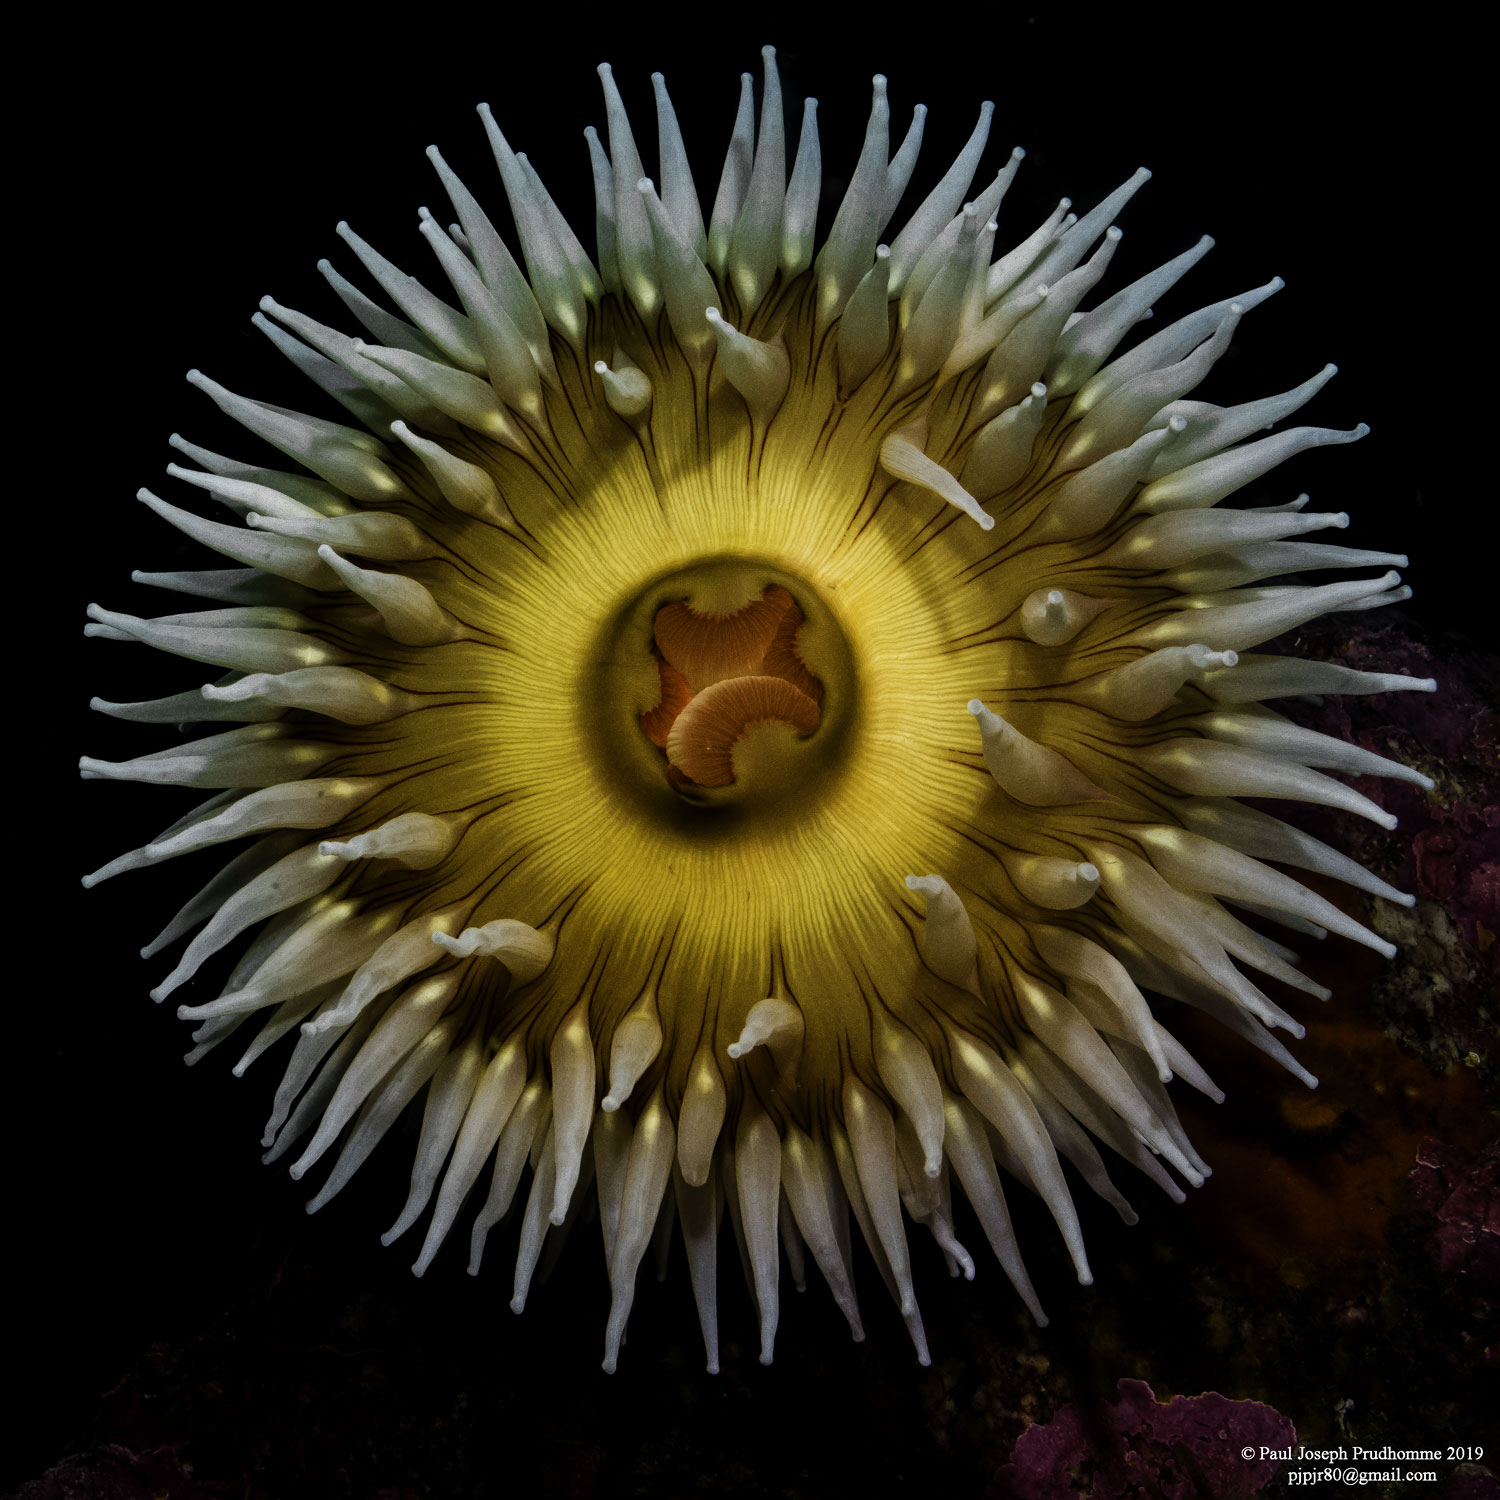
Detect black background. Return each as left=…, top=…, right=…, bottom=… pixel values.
left=22, top=9, right=1481, bottom=1495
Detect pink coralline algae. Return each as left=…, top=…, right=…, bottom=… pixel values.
left=991, top=1378, right=1295, bottom=1500
left=1409, top=1138, right=1500, bottom=1316
left=1411, top=804, right=1500, bottom=961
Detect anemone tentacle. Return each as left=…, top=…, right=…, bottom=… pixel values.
left=83, top=45, right=1432, bottom=1373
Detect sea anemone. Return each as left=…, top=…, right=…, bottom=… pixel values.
left=80, top=47, right=1435, bottom=1375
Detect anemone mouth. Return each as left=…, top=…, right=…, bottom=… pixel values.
left=643, top=579, right=825, bottom=791
left=603, top=561, right=849, bottom=813
left=81, top=45, right=1435, bottom=1375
